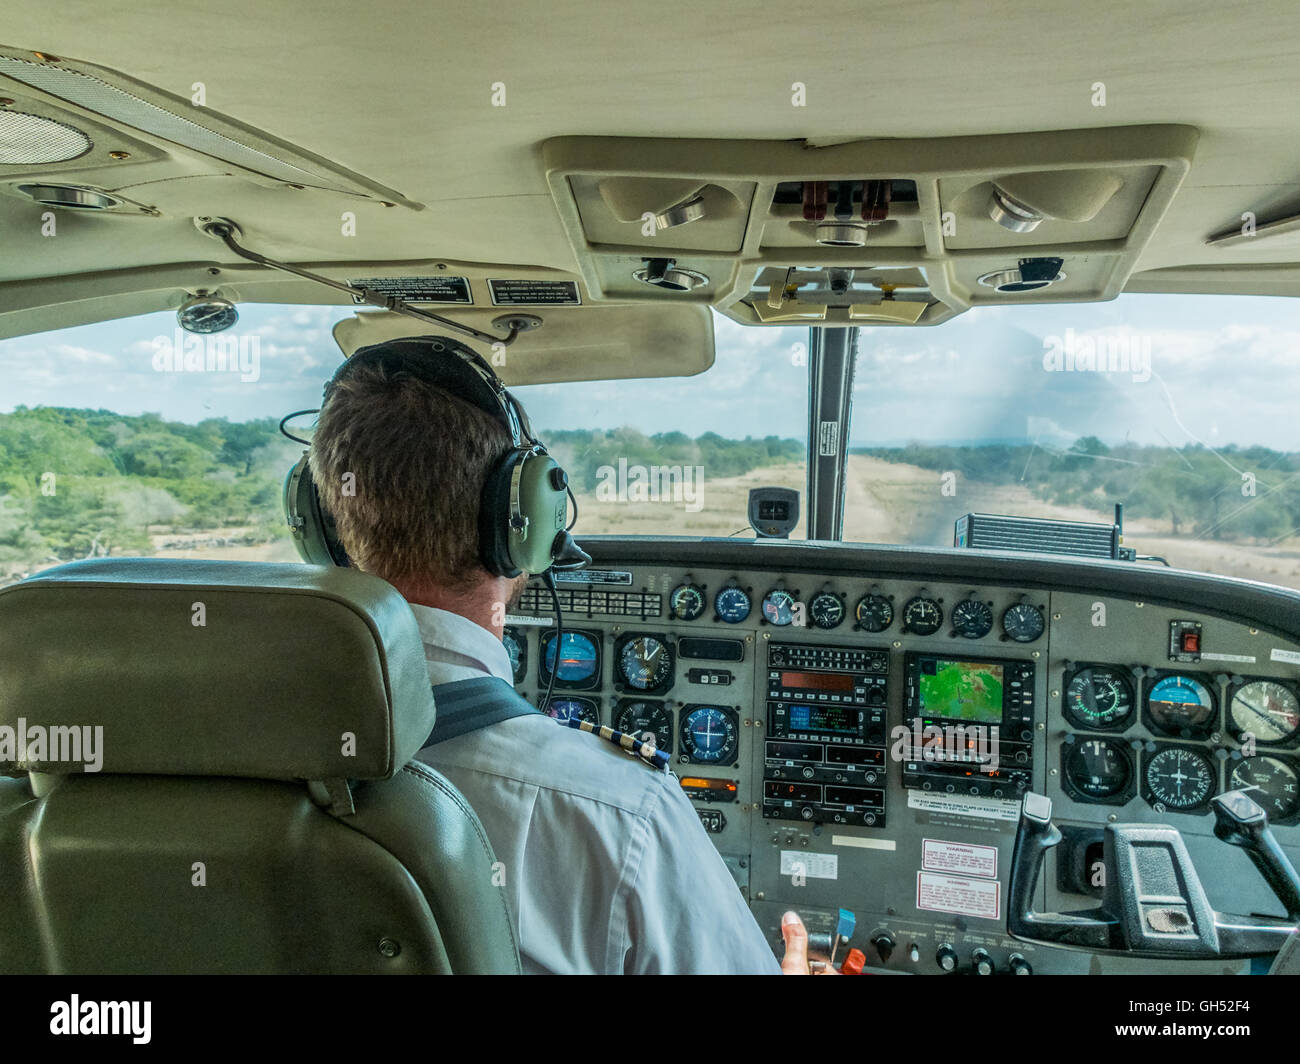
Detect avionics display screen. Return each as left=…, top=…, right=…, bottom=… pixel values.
left=788, top=703, right=861, bottom=735
left=780, top=671, right=854, bottom=691
left=917, top=659, right=1005, bottom=724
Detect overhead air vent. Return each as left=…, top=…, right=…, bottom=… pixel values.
left=978, top=257, right=1066, bottom=293
left=0, top=109, right=91, bottom=164
left=18, top=182, right=119, bottom=209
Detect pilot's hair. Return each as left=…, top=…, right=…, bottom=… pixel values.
left=309, top=356, right=513, bottom=591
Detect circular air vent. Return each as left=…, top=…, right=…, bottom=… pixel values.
left=978, top=266, right=1067, bottom=293
left=18, top=183, right=121, bottom=210
left=0, top=111, right=92, bottom=164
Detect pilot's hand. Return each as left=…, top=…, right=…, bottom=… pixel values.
left=779, top=910, right=840, bottom=975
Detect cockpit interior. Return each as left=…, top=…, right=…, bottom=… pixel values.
left=1, top=0, right=1299, bottom=999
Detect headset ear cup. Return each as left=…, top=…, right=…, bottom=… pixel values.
left=283, top=455, right=350, bottom=567
left=480, top=448, right=571, bottom=577
left=479, top=450, right=524, bottom=578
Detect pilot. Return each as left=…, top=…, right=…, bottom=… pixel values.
left=308, top=336, right=818, bottom=974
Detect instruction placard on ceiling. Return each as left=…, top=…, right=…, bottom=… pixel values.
left=488, top=279, right=581, bottom=305
left=348, top=276, right=472, bottom=304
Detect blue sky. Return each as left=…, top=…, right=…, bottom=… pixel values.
left=1, top=294, right=1296, bottom=450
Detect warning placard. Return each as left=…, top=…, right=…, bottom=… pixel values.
left=916, top=871, right=1001, bottom=920
left=922, top=839, right=998, bottom=879
left=488, top=279, right=581, bottom=305
left=349, top=276, right=472, bottom=304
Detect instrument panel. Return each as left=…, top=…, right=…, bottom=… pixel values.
left=507, top=540, right=1300, bottom=974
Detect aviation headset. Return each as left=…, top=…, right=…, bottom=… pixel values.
left=283, top=335, right=587, bottom=577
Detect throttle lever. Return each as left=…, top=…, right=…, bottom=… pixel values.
left=1212, top=790, right=1300, bottom=920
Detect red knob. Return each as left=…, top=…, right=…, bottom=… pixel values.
left=840, top=948, right=867, bottom=975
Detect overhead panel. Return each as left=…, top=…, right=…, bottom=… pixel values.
left=543, top=127, right=1197, bottom=327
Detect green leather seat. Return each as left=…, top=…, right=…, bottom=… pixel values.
left=0, top=558, right=521, bottom=974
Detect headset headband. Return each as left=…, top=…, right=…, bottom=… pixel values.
left=325, top=335, right=531, bottom=448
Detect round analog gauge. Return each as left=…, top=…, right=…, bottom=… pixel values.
left=1064, top=666, right=1135, bottom=730
left=901, top=596, right=943, bottom=636
left=177, top=295, right=239, bottom=334
left=614, top=699, right=674, bottom=754
left=540, top=631, right=600, bottom=689
left=714, top=586, right=751, bottom=624
left=1063, top=738, right=1133, bottom=801
left=1147, top=674, right=1216, bottom=735
left=1229, top=756, right=1300, bottom=822
left=615, top=634, right=674, bottom=692
left=1229, top=680, right=1300, bottom=745
left=1144, top=746, right=1216, bottom=811
left=950, top=599, right=993, bottom=639
left=502, top=626, right=527, bottom=685
left=809, top=591, right=845, bottom=630
left=1001, top=603, right=1045, bottom=643
left=680, top=705, right=739, bottom=764
left=854, top=594, right=893, bottom=633
left=762, top=588, right=798, bottom=627
left=669, top=583, right=706, bottom=621
left=543, top=696, right=600, bottom=726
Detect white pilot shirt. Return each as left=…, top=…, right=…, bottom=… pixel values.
left=409, top=604, right=782, bottom=975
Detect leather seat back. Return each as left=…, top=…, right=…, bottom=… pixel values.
left=0, top=558, right=520, bottom=974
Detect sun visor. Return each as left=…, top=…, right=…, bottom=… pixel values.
left=331, top=305, right=714, bottom=384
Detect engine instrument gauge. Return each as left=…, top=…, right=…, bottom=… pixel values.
left=502, top=626, right=527, bottom=685
left=901, top=596, right=943, bottom=636
left=1229, top=755, right=1300, bottom=822
left=1001, top=602, right=1044, bottom=643
left=614, top=699, right=674, bottom=754
left=669, top=583, right=706, bottom=621
left=1146, top=674, right=1216, bottom=736
left=761, top=589, right=797, bottom=627
left=714, top=586, right=751, bottom=624
left=1064, top=666, right=1135, bottom=730
left=543, top=696, right=600, bottom=727
left=809, top=591, right=845, bottom=630
left=854, top=594, right=893, bottom=633
left=1063, top=738, right=1133, bottom=802
left=539, top=630, right=601, bottom=690
left=680, top=705, right=739, bottom=764
left=1228, top=680, right=1300, bottom=745
left=1143, top=745, right=1216, bottom=811
left=950, top=599, right=993, bottom=639
left=615, top=633, right=674, bottom=693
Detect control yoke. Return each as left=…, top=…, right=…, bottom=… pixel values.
left=1007, top=790, right=1300, bottom=960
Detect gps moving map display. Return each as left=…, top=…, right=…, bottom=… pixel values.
left=916, top=658, right=1005, bottom=724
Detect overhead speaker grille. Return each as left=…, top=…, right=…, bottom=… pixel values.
left=0, top=109, right=92, bottom=164
left=0, top=54, right=322, bottom=185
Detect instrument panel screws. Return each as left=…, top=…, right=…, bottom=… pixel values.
left=109, top=150, right=130, bottom=159
left=378, top=938, right=401, bottom=958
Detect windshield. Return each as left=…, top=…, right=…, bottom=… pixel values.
left=1, top=294, right=1296, bottom=590
left=844, top=294, right=1299, bottom=590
